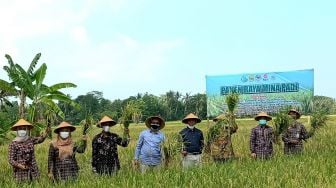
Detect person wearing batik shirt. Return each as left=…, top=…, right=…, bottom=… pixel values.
left=8, top=119, right=50, bottom=182
left=282, top=109, right=313, bottom=155
left=250, top=112, right=274, bottom=159
left=48, top=121, right=87, bottom=181
left=92, top=116, right=130, bottom=175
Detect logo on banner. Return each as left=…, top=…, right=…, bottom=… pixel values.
left=241, top=73, right=276, bottom=83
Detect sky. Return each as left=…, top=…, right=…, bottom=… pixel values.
left=0, top=0, right=335, bottom=100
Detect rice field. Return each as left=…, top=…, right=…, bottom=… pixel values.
left=0, top=116, right=335, bottom=187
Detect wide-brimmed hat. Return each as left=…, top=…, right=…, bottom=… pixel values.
left=254, top=112, right=272, bottom=121
left=182, top=113, right=201, bottom=124
left=145, top=116, right=165, bottom=130
left=288, top=109, right=301, bottom=119
left=11, top=119, right=34, bottom=131
left=97, top=116, right=117, bottom=127
left=54, top=121, right=76, bottom=133
left=213, top=114, right=226, bottom=122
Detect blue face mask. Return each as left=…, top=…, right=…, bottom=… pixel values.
left=259, top=119, right=267, bottom=126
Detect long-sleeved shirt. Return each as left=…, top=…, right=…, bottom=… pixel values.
left=179, top=127, right=204, bottom=154
left=134, top=129, right=165, bottom=166
left=282, top=121, right=310, bottom=154
left=250, top=125, right=274, bottom=159
left=8, top=136, right=47, bottom=182
left=92, top=132, right=129, bottom=174
left=48, top=139, right=86, bottom=181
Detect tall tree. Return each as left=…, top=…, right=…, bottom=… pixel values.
left=313, top=95, right=335, bottom=114
left=0, top=53, right=78, bottom=130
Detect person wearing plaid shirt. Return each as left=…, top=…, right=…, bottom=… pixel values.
left=8, top=119, right=50, bottom=182
left=282, top=109, right=313, bottom=155
left=92, top=116, right=130, bottom=175
left=48, top=122, right=87, bottom=181
left=250, top=112, right=274, bottom=159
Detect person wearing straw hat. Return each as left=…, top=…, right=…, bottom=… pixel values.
left=282, top=109, right=312, bottom=155
left=134, top=116, right=165, bottom=173
left=92, top=116, right=130, bottom=175
left=8, top=119, right=50, bottom=182
left=250, top=112, right=274, bottom=159
left=209, top=113, right=238, bottom=162
left=47, top=121, right=87, bottom=181
left=179, top=113, right=204, bottom=169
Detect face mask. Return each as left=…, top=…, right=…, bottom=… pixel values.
left=103, top=126, right=110, bottom=132
left=150, top=124, right=160, bottom=130
left=60, top=131, right=70, bottom=139
left=259, top=119, right=267, bottom=126
left=187, top=125, right=194, bottom=129
left=17, top=130, right=27, bottom=137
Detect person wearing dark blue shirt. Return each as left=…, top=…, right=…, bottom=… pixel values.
left=179, top=113, right=204, bottom=169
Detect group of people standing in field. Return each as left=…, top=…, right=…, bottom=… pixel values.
left=8, top=109, right=312, bottom=183
left=250, top=109, right=312, bottom=159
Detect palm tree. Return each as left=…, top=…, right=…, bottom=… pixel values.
left=182, top=92, right=191, bottom=114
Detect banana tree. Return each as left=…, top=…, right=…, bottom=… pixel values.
left=0, top=80, right=16, bottom=110
left=1, top=54, right=40, bottom=117
left=1, top=53, right=78, bottom=135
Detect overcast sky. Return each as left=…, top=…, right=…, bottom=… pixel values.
left=1, top=0, right=335, bottom=100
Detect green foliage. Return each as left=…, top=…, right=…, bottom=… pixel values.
left=1, top=117, right=336, bottom=187
left=313, top=96, right=335, bottom=114
left=0, top=120, right=14, bottom=144
left=79, top=114, right=96, bottom=135
left=225, top=92, right=239, bottom=113
left=207, top=118, right=229, bottom=144
left=59, top=91, right=207, bottom=125
left=273, top=108, right=293, bottom=144
left=1, top=53, right=78, bottom=137
left=121, top=100, right=143, bottom=128
left=311, top=111, right=328, bottom=129
left=162, top=133, right=182, bottom=166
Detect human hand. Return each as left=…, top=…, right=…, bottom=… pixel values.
left=17, top=164, right=27, bottom=170
left=82, top=135, right=88, bottom=141
left=290, top=139, right=299, bottom=144
left=124, top=128, right=130, bottom=134
left=48, top=173, right=53, bottom=180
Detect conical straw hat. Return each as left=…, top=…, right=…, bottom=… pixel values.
left=97, top=116, right=117, bottom=127
left=145, top=116, right=165, bottom=130
left=254, top=111, right=272, bottom=121
left=11, top=119, right=33, bottom=131
left=54, top=121, right=76, bottom=133
left=182, top=113, right=201, bottom=124
left=288, top=109, right=301, bottom=119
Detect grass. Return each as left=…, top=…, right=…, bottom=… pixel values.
left=0, top=117, right=336, bottom=187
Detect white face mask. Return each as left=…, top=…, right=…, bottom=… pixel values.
left=60, top=131, right=70, bottom=139
left=187, top=125, right=194, bottom=129
left=103, top=125, right=110, bottom=132
left=17, top=130, right=27, bottom=137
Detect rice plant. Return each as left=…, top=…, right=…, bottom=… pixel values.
left=1, top=116, right=336, bottom=187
